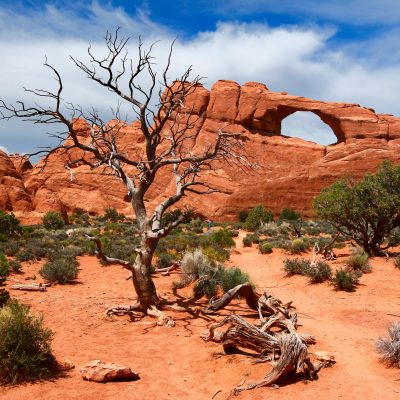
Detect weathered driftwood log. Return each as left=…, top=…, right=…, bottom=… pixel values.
left=202, top=314, right=279, bottom=354
left=201, top=284, right=329, bottom=393
left=10, top=283, right=48, bottom=291
left=202, top=282, right=259, bottom=313
left=233, top=333, right=310, bottom=393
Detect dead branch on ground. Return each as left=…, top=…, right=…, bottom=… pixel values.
left=201, top=283, right=334, bottom=394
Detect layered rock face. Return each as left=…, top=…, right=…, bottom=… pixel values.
left=0, top=151, right=33, bottom=212
left=2, top=80, right=400, bottom=223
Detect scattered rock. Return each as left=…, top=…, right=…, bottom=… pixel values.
left=80, top=360, right=139, bottom=383
left=314, top=351, right=335, bottom=363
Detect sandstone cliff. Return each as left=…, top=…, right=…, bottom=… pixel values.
left=2, top=80, right=400, bottom=223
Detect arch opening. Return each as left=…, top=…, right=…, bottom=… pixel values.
left=280, top=111, right=338, bottom=146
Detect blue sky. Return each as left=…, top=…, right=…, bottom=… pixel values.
left=1, top=0, right=400, bottom=155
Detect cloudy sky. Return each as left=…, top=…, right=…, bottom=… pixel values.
left=1, top=0, right=400, bottom=156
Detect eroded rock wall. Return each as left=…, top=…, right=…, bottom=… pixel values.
left=2, top=80, right=400, bottom=223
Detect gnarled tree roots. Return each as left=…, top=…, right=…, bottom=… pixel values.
left=105, top=303, right=175, bottom=327
left=201, top=283, right=334, bottom=394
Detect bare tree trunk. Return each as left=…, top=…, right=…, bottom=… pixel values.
left=131, top=243, right=160, bottom=312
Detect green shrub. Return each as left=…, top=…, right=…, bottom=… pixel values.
left=244, top=205, right=273, bottom=231
left=190, top=217, right=204, bottom=229
left=346, top=247, right=371, bottom=273
left=269, top=237, right=291, bottom=250
left=218, top=267, right=250, bottom=293
left=248, top=233, right=260, bottom=244
left=313, top=161, right=400, bottom=256
left=307, top=261, right=332, bottom=284
left=9, top=259, right=22, bottom=273
left=206, top=229, right=235, bottom=248
left=229, top=229, right=239, bottom=238
left=162, top=209, right=182, bottom=227
left=332, top=268, right=358, bottom=292
left=0, top=253, right=10, bottom=307
left=15, top=249, right=35, bottom=262
left=39, top=256, right=79, bottom=283
left=42, top=212, right=65, bottom=230
left=70, top=208, right=89, bottom=225
left=0, top=301, right=56, bottom=383
left=238, top=210, right=249, bottom=223
left=156, top=253, right=174, bottom=269
left=175, top=249, right=220, bottom=298
left=376, top=322, right=400, bottom=368
left=242, top=236, right=253, bottom=247
left=3, top=241, right=20, bottom=257
left=176, top=248, right=252, bottom=299
left=25, top=239, right=52, bottom=259
left=259, top=241, right=273, bottom=254
left=0, top=211, right=21, bottom=238
left=194, top=264, right=251, bottom=298
left=283, top=258, right=311, bottom=276
left=103, top=208, right=125, bottom=222
left=290, top=238, right=308, bottom=254
left=202, top=246, right=230, bottom=263
left=193, top=269, right=220, bottom=298
left=259, top=221, right=279, bottom=236
left=395, top=256, right=400, bottom=269
left=278, top=208, right=300, bottom=222
left=175, top=249, right=214, bottom=289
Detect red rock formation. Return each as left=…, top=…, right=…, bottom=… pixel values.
left=2, top=80, right=400, bottom=223
left=0, top=150, right=33, bottom=212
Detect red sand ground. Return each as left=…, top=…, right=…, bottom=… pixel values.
left=1, top=232, right=400, bottom=400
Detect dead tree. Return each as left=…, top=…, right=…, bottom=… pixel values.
left=0, top=29, right=250, bottom=318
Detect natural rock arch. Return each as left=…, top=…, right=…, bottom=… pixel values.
left=280, top=110, right=339, bottom=145
left=2, top=79, right=400, bottom=222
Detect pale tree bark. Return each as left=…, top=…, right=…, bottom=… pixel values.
left=0, top=29, right=251, bottom=316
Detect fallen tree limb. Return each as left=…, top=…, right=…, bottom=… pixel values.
left=201, top=283, right=333, bottom=394
left=203, top=282, right=259, bottom=313
left=10, top=283, right=48, bottom=291
left=233, top=333, right=310, bottom=393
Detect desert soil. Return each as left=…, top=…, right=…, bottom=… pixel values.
left=1, top=231, right=400, bottom=400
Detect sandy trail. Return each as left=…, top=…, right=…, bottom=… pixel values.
left=1, top=232, right=400, bottom=400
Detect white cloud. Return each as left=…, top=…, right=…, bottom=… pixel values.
left=0, top=146, right=9, bottom=154
left=1, top=2, right=400, bottom=155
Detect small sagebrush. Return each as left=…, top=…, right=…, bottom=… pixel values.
left=39, top=255, right=79, bottom=284
left=394, top=255, right=400, bottom=269
left=242, top=236, right=253, bottom=247
left=283, top=258, right=331, bottom=284
left=0, top=301, right=56, bottom=383
left=376, top=322, right=400, bottom=367
left=174, top=249, right=214, bottom=289
left=346, top=247, right=371, bottom=273
left=9, top=259, right=22, bottom=273
left=176, top=249, right=251, bottom=299
left=0, top=252, right=10, bottom=307
left=283, top=258, right=311, bottom=276
left=332, top=268, right=358, bottom=292
left=259, top=241, right=273, bottom=254
left=290, top=238, right=308, bottom=254
left=307, top=261, right=332, bottom=284
left=42, top=212, right=65, bottom=230
left=218, top=267, right=250, bottom=293
left=155, top=253, right=174, bottom=269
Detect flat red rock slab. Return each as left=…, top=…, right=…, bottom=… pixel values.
left=80, top=360, right=139, bottom=383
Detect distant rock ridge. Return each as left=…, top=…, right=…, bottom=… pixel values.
left=1, top=80, right=400, bottom=223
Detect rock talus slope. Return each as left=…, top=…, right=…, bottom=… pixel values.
left=2, top=80, right=400, bottom=222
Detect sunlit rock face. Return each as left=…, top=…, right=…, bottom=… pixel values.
left=0, top=150, right=33, bottom=212
left=2, top=80, right=400, bottom=223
